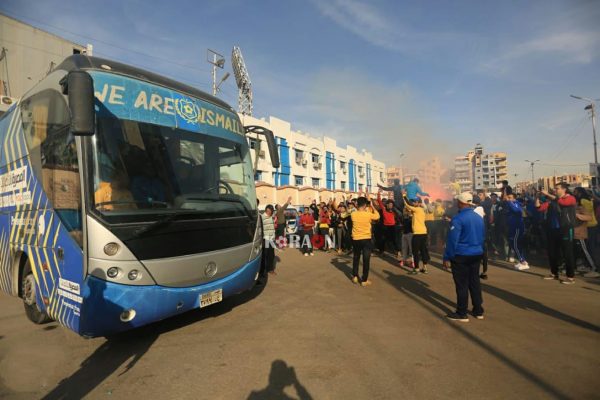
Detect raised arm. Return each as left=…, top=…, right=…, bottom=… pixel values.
left=402, top=195, right=417, bottom=212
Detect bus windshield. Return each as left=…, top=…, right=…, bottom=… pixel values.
left=90, top=116, right=257, bottom=223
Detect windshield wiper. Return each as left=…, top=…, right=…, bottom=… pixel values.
left=125, top=213, right=179, bottom=241
left=96, top=200, right=169, bottom=211
left=182, top=195, right=254, bottom=219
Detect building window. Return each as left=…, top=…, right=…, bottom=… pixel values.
left=312, top=178, right=319, bottom=188
left=380, top=172, right=384, bottom=181
left=295, top=176, right=304, bottom=186
left=340, top=161, right=346, bottom=169
left=249, top=138, right=258, bottom=149
left=311, top=153, right=319, bottom=163
left=254, top=171, right=262, bottom=181
left=295, top=150, right=304, bottom=165
left=341, top=181, right=346, bottom=190
left=358, top=166, right=363, bottom=175
left=358, top=183, right=364, bottom=192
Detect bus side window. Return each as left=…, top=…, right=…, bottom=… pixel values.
left=20, top=89, right=83, bottom=248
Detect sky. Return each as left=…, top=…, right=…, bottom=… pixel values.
left=1, top=0, right=600, bottom=181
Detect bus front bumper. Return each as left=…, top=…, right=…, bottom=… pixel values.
left=78, top=255, right=261, bottom=337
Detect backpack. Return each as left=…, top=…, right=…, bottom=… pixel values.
left=557, top=196, right=576, bottom=231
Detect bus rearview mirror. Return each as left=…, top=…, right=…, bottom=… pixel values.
left=244, top=125, right=280, bottom=169
left=65, top=71, right=95, bottom=136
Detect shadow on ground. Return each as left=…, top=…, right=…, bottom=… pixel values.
left=41, top=281, right=267, bottom=400
left=373, top=267, right=572, bottom=400
left=247, top=360, right=313, bottom=400
left=481, top=283, right=600, bottom=333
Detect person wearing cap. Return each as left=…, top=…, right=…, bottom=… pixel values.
left=443, top=192, right=486, bottom=322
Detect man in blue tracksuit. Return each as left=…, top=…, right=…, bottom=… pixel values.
left=505, top=193, right=529, bottom=270
left=405, top=178, right=429, bottom=201
left=443, top=192, right=485, bottom=322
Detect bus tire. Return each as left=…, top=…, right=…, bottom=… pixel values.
left=21, top=258, right=52, bottom=324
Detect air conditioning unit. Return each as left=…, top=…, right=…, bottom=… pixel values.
left=341, top=167, right=347, bottom=174
left=314, top=162, right=322, bottom=169
left=302, top=159, right=308, bottom=166
left=359, top=172, right=365, bottom=178
left=259, top=150, right=266, bottom=158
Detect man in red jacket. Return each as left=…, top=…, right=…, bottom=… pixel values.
left=540, top=183, right=577, bottom=284
left=377, top=190, right=401, bottom=261
left=299, top=207, right=316, bottom=256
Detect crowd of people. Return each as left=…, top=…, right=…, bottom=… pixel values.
left=259, top=177, right=600, bottom=317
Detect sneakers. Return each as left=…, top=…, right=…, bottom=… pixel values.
left=352, top=276, right=359, bottom=284
left=410, top=268, right=419, bottom=275
left=474, top=314, right=485, bottom=320
left=561, top=278, right=575, bottom=285
left=480, top=274, right=488, bottom=280
left=310, top=252, right=314, bottom=256
left=360, top=280, right=372, bottom=287
left=514, top=262, right=530, bottom=270
left=508, top=257, right=516, bottom=263
left=304, top=253, right=309, bottom=257
left=543, top=274, right=559, bottom=280
left=446, top=313, right=469, bottom=322
left=584, top=271, right=600, bottom=278
left=420, top=268, right=428, bottom=274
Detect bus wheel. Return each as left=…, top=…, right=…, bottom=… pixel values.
left=21, top=259, right=52, bottom=324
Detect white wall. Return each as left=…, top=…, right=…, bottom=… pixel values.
left=241, top=114, right=386, bottom=191
left=0, top=14, right=87, bottom=99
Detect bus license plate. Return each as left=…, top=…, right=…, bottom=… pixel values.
left=200, top=289, right=223, bottom=308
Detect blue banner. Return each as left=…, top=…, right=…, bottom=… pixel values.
left=89, top=71, right=245, bottom=144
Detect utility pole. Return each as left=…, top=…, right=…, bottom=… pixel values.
left=570, top=95, right=599, bottom=164
left=525, top=159, right=540, bottom=190
left=207, top=49, right=229, bottom=96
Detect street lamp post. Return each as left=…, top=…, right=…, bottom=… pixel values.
left=570, top=95, right=599, bottom=164
left=207, top=49, right=229, bottom=96
left=525, top=160, right=540, bottom=190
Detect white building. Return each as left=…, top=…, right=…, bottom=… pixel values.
left=241, top=115, right=386, bottom=192
left=0, top=13, right=92, bottom=114
left=454, top=154, right=473, bottom=193
left=454, top=144, right=508, bottom=192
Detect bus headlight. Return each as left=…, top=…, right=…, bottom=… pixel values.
left=104, top=242, right=120, bottom=256
left=128, top=270, right=140, bottom=280
left=107, top=267, right=120, bottom=278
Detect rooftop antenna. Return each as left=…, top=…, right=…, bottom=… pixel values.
left=231, top=46, right=253, bottom=116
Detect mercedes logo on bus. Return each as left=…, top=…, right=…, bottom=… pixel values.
left=205, top=262, right=218, bottom=278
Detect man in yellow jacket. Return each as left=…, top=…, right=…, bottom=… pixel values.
left=351, top=196, right=380, bottom=286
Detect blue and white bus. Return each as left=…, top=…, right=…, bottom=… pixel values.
left=0, top=55, right=279, bottom=337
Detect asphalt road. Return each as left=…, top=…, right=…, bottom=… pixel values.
left=1, top=249, right=599, bottom=400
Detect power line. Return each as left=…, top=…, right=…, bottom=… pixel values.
left=1, top=9, right=210, bottom=74
left=0, top=38, right=69, bottom=58
left=549, top=116, right=588, bottom=159
left=540, top=163, right=588, bottom=167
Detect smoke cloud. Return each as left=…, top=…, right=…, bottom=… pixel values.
left=294, top=68, right=456, bottom=173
